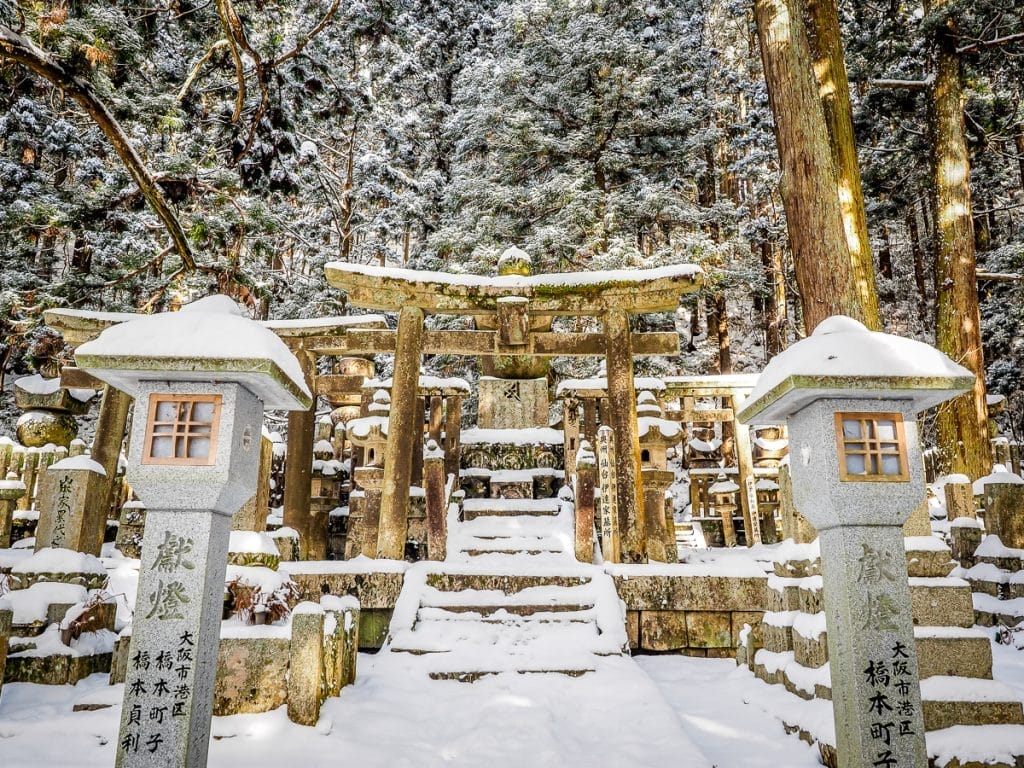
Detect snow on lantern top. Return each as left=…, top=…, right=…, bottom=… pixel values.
left=737, top=315, right=974, bottom=425
left=74, top=295, right=312, bottom=410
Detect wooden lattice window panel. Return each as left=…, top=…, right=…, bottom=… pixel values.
left=835, top=412, right=909, bottom=482
left=143, top=394, right=222, bottom=466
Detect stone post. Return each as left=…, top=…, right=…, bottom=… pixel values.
left=287, top=603, right=325, bottom=727
left=18, top=449, right=40, bottom=512
left=582, top=399, right=598, bottom=446
left=944, top=478, right=974, bottom=521
left=443, top=394, right=462, bottom=481
left=596, top=427, right=620, bottom=564
left=0, top=602, right=11, bottom=695
left=574, top=441, right=597, bottom=563
left=0, top=473, right=26, bottom=549
left=603, top=309, right=646, bottom=563
left=411, top=396, right=426, bottom=488
left=423, top=440, right=446, bottom=561
left=233, top=433, right=273, bottom=531
left=378, top=306, right=424, bottom=559
left=984, top=481, right=1024, bottom=549
left=352, top=468, right=384, bottom=558
left=284, top=349, right=321, bottom=559
left=641, top=468, right=674, bottom=562
left=428, top=395, right=443, bottom=444
left=663, top=495, right=678, bottom=563
left=731, top=397, right=761, bottom=545
left=778, top=464, right=816, bottom=544
left=563, top=397, right=581, bottom=480
left=34, top=457, right=108, bottom=555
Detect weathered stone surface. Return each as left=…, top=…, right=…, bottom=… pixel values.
left=792, top=628, right=828, bottom=669
left=731, top=611, right=764, bottom=646
left=625, top=610, right=639, bottom=650
left=761, top=622, right=794, bottom=653
left=639, top=610, right=688, bottom=651
left=910, top=581, right=975, bottom=627
left=905, top=546, right=955, bottom=578
left=287, top=607, right=325, bottom=726
left=16, top=409, right=78, bottom=448
left=5, top=649, right=112, bottom=684
left=359, top=609, right=392, bottom=650
left=478, top=377, right=549, bottom=430
left=284, top=568, right=404, bottom=609
left=985, top=483, right=1024, bottom=550
left=213, top=637, right=289, bottom=715
left=916, top=634, right=992, bottom=679
left=922, top=699, right=1024, bottom=731
left=612, top=574, right=768, bottom=612
left=684, top=611, right=732, bottom=648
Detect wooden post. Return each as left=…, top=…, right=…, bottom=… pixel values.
left=604, top=309, right=646, bottom=563
left=377, top=306, right=424, bottom=559
left=443, top=394, right=462, bottom=481
left=284, top=349, right=322, bottom=559
left=85, top=384, right=132, bottom=552
left=411, top=396, right=425, bottom=488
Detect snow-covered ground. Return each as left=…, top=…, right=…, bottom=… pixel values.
left=0, top=652, right=825, bottom=767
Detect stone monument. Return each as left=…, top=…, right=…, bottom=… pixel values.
left=74, top=295, right=311, bottom=768
left=738, top=316, right=974, bottom=768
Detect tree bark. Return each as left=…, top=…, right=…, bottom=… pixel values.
left=0, top=25, right=196, bottom=271
left=714, top=293, right=732, bottom=374
left=802, top=0, right=881, bottom=330
left=760, top=240, right=786, bottom=357
left=927, top=0, right=992, bottom=479
left=753, top=0, right=866, bottom=333
left=907, top=208, right=928, bottom=323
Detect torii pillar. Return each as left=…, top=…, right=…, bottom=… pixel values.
left=605, top=309, right=647, bottom=563
left=377, top=306, right=424, bottom=559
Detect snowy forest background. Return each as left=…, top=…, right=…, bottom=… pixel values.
left=0, top=0, right=1022, bottom=437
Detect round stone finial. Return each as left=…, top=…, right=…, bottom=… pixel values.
left=497, top=246, right=533, bottom=277
left=369, top=389, right=391, bottom=414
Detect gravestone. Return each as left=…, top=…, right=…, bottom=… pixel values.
left=738, top=316, right=974, bottom=768
left=74, top=296, right=311, bottom=768
left=477, top=377, right=549, bottom=429
left=34, top=456, right=107, bottom=556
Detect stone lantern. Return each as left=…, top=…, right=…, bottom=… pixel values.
left=708, top=475, right=739, bottom=547
left=345, top=389, right=391, bottom=558
left=74, top=295, right=311, bottom=768
left=737, top=316, right=974, bottom=768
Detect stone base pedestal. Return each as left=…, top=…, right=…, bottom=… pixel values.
left=478, top=377, right=549, bottom=429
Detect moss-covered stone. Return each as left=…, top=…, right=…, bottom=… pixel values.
left=612, top=574, right=768, bottom=612
left=685, top=611, right=733, bottom=648
left=639, top=610, right=688, bottom=651
left=214, top=637, right=289, bottom=716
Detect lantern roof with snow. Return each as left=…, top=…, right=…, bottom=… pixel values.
left=737, top=316, right=974, bottom=425
left=74, top=295, right=312, bottom=411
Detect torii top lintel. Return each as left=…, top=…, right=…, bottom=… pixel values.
left=325, top=262, right=703, bottom=316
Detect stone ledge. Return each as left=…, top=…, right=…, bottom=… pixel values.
left=613, top=574, right=768, bottom=612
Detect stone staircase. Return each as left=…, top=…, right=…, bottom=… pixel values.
left=379, top=488, right=628, bottom=682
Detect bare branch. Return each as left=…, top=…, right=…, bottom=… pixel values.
left=867, top=76, right=934, bottom=91
left=0, top=24, right=197, bottom=271
left=274, top=0, right=341, bottom=66
left=176, top=39, right=230, bottom=104
left=957, top=31, right=1024, bottom=54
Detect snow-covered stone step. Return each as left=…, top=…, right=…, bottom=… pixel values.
left=392, top=618, right=605, bottom=655
left=416, top=605, right=597, bottom=624
left=424, top=570, right=592, bottom=593
left=457, top=514, right=570, bottom=538
left=462, top=498, right=561, bottom=520
left=920, top=677, right=1024, bottom=730
left=427, top=665, right=596, bottom=682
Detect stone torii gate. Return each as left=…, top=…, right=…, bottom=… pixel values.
left=325, top=261, right=703, bottom=563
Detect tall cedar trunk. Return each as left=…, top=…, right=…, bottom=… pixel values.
left=698, top=146, right=732, bottom=373
left=762, top=240, right=787, bottom=357
left=753, top=0, right=866, bottom=333
left=907, top=208, right=928, bottom=323
left=802, top=0, right=882, bottom=330
left=878, top=225, right=894, bottom=303
left=714, top=293, right=732, bottom=374
left=928, top=0, right=992, bottom=479
left=1015, top=134, right=1024, bottom=192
